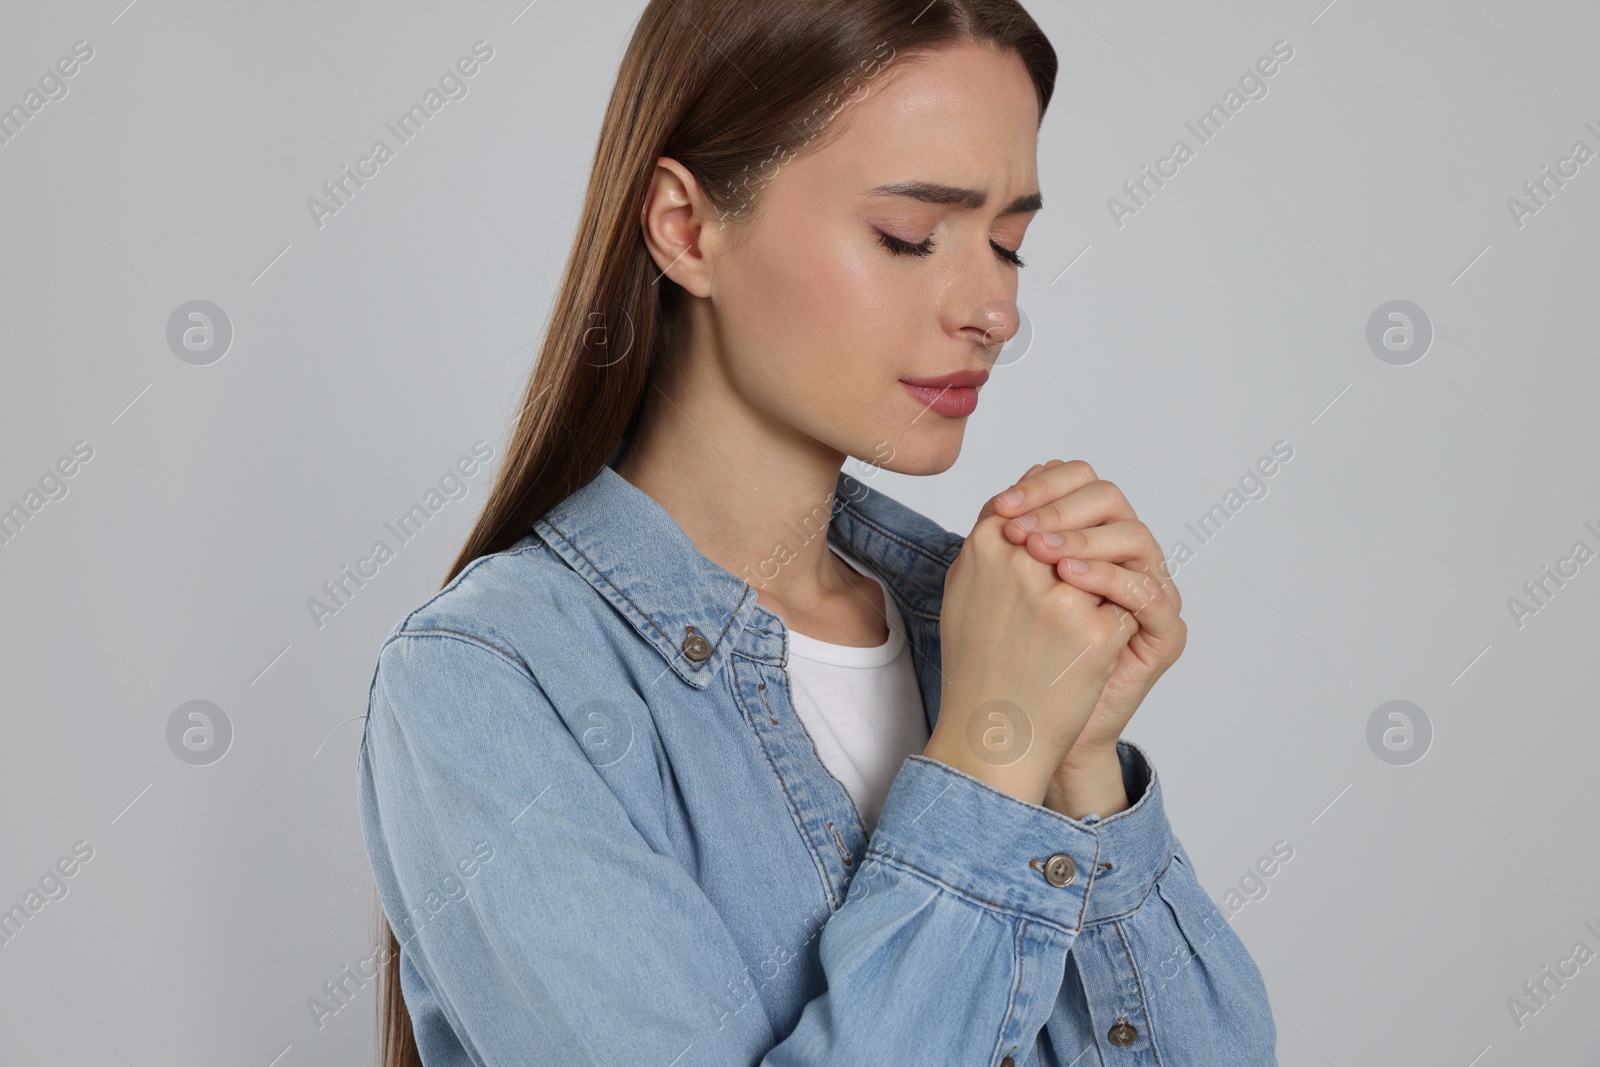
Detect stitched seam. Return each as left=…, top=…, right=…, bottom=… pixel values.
left=838, top=496, right=957, bottom=570
left=1077, top=830, right=1102, bottom=930
left=755, top=684, right=780, bottom=724
left=732, top=660, right=840, bottom=910
left=1082, top=853, right=1176, bottom=926
left=542, top=520, right=753, bottom=673
left=900, top=755, right=1101, bottom=842
left=357, top=639, right=388, bottom=770
left=994, top=919, right=1028, bottom=1067
left=836, top=500, right=957, bottom=620
left=1113, top=918, right=1164, bottom=1066
left=828, top=547, right=942, bottom=626
left=781, top=660, right=869, bottom=842
left=391, top=626, right=529, bottom=675
left=862, top=851, right=1084, bottom=937
left=385, top=541, right=547, bottom=648
left=708, top=584, right=752, bottom=660
left=736, top=647, right=785, bottom=667
left=539, top=520, right=674, bottom=647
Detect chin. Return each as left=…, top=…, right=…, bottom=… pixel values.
left=868, top=428, right=965, bottom=478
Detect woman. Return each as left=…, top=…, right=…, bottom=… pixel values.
left=357, top=0, right=1277, bottom=1064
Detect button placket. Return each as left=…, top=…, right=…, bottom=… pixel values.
left=731, top=657, right=865, bottom=910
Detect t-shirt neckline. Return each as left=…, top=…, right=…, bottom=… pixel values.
left=784, top=545, right=907, bottom=669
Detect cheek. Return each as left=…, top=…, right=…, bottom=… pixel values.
left=741, top=222, right=888, bottom=330
left=722, top=223, right=910, bottom=402
left=711, top=213, right=962, bottom=472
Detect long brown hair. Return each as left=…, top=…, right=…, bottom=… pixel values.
left=374, top=1, right=1057, bottom=1062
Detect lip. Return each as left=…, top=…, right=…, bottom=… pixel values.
left=898, top=369, right=989, bottom=418
left=898, top=369, right=990, bottom=389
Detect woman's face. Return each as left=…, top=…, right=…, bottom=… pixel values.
left=652, top=41, right=1042, bottom=476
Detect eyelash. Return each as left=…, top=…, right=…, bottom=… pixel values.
left=875, top=229, right=1026, bottom=268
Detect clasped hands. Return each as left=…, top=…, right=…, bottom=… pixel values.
left=976, top=459, right=1187, bottom=820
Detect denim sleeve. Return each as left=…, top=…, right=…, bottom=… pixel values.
left=1044, top=741, right=1278, bottom=1066
left=357, top=628, right=1110, bottom=1066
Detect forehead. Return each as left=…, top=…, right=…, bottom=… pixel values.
left=805, top=41, right=1041, bottom=191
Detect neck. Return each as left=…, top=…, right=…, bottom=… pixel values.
left=614, top=359, right=855, bottom=612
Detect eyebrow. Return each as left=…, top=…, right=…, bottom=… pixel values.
left=865, top=180, right=1043, bottom=216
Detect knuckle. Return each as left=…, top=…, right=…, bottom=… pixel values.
left=1056, top=585, right=1107, bottom=627
left=1061, top=525, right=1091, bottom=553
left=972, top=513, right=1010, bottom=546
left=1073, top=608, right=1106, bottom=640
left=1116, top=599, right=1143, bottom=626
left=1064, top=459, right=1096, bottom=481
left=1082, top=620, right=1124, bottom=656
left=1010, top=545, right=1048, bottom=580
left=1039, top=497, right=1072, bottom=524
left=1045, top=583, right=1089, bottom=622
left=1129, top=573, right=1164, bottom=605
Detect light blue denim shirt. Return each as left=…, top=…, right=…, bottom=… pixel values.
left=357, top=453, right=1277, bottom=1066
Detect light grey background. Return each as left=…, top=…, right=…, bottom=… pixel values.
left=2, top=0, right=1596, bottom=1063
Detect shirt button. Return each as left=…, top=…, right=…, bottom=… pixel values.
left=1042, top=853, right=1077, bottom=887
left=1001, top=1058, right=1015, bottom=1067
left=1108, top=1020, right=1138, bottom=1046
left=682, top=629, right=712, bottom=662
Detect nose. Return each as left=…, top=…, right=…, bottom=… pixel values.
left=968, top=298, right=1020, bottom=350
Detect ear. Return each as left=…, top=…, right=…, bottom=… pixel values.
left=640, top=157, right=720, bottom=298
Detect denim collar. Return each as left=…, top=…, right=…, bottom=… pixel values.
left=532, top=450, right=962, bottom=689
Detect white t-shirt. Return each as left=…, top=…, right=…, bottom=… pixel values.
left=783, top=545, right=931, bottom=837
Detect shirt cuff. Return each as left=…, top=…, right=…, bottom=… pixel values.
left=1069, top=738, right=1180, bottom=924
left=868, top=753, right=1103, bottom=936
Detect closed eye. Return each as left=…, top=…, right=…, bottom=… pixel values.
left=876, top=230, right=935, bottom=257
left=991, top=241, right=1025, bottom=268
left=875, top=229, right=1026, bottom=268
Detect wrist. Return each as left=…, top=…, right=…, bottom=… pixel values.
left=1061, top=739, right=1122, bottom=772
left=922, top=727, right=1067, bottom=809
left=1045, top=744, right=1129, bottom=820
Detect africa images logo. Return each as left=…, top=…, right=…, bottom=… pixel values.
left=306, top=41, right=494, bottom=230
left=1106, top=40, right=1295, bottom=229
left=306, top=441, right=494, bottom=630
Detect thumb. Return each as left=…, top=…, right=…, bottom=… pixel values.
left=972, top=463, right=1045, bottom=526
